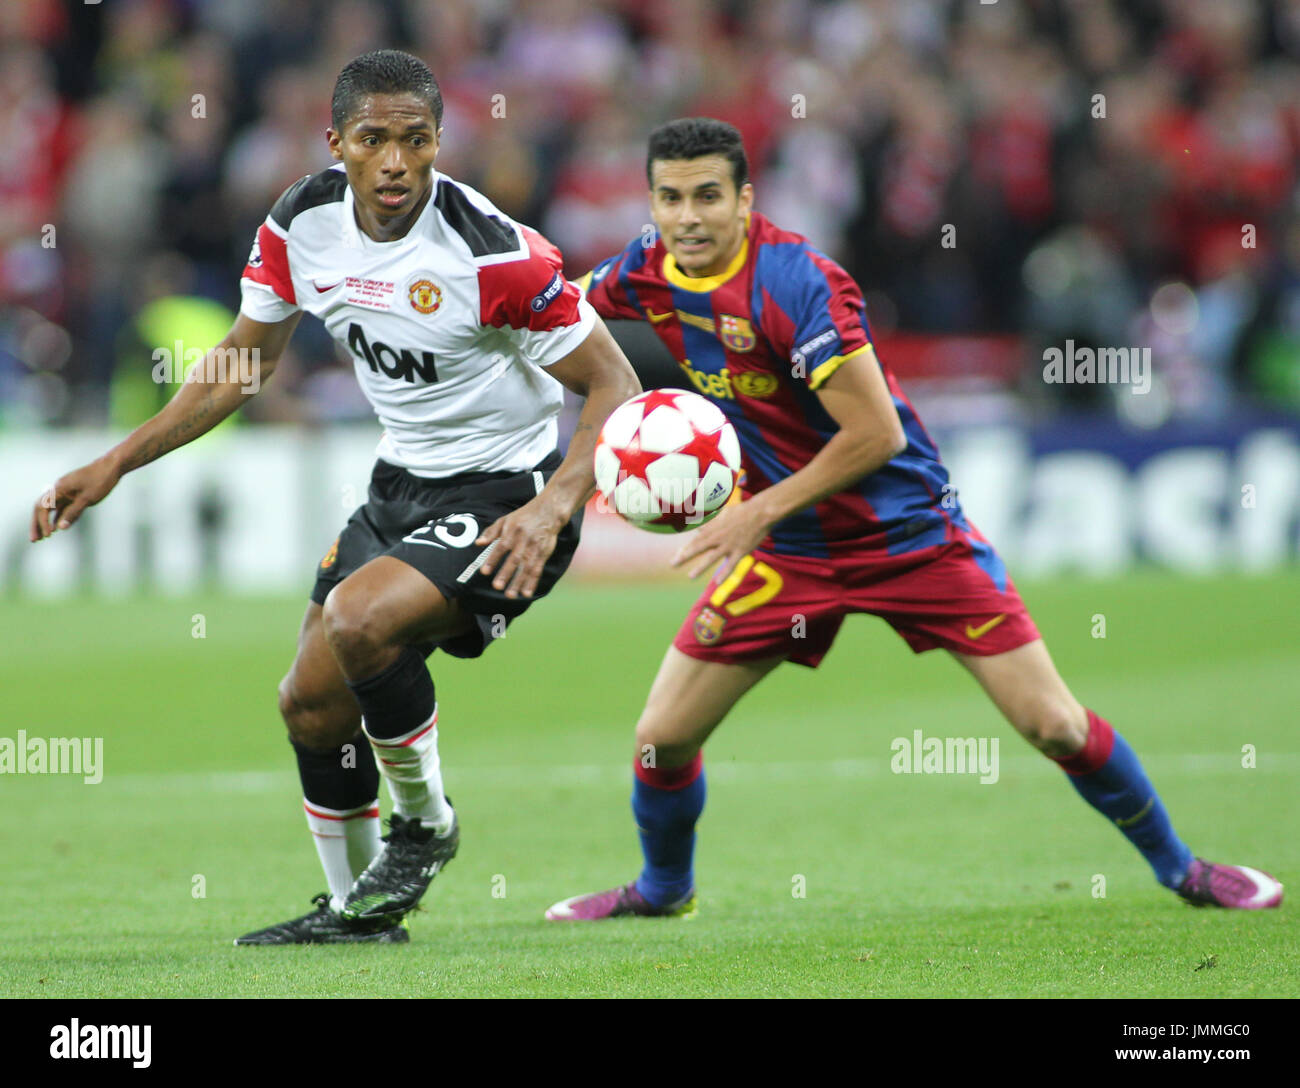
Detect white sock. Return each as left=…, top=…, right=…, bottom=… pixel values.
left=364, top=707, right=454, bottom=835
left=303, top=799, right=381, bottom=912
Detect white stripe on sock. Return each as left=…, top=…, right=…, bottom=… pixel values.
left=303, top=798, right=381, bottom=905
left=364, top=709, right=454, bottom=834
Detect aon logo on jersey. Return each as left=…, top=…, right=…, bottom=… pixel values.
left=347, top=322, right=439, bottom=384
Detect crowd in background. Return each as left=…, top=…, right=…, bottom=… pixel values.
left=2, top=0, right=1299, bottom=429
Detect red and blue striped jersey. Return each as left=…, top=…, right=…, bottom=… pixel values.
left=580, top=212, right=962, bottom=559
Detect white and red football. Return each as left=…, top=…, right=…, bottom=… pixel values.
left=593, top=389, right=742, bottom=533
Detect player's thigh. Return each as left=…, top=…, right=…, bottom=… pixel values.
left=635, top=645, right=782, bottom=763
left=322, top=555, right=476, bottom=654
left=949, top=638, right=1087, bottom=754
left=279, top=602, right=361, bottom=739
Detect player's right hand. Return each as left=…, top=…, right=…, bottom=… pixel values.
left=30, top=457, right=122, bottom=542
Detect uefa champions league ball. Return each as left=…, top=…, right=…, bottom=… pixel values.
left=594, top=389, right=743, bottom=533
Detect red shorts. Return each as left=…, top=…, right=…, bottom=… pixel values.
left=673, top=522, right=1040, bottom=668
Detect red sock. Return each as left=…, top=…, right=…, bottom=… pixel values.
left=1052, top=709, right=1115, bottom=776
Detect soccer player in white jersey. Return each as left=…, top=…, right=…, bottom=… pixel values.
left=29, top=51, right=641, bottom=944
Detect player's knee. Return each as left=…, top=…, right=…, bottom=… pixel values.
left=634, top=715, right=700, bottom=769
left=321, top=584, right=391, bottom=665
left=1020, top=698, right=1087, bottom=757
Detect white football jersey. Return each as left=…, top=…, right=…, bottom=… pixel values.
left=239, top=163, right=595, bottom=477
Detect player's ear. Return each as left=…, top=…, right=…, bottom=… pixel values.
left=326, top=127, right=343, bottom=161
left=737, top=181, right=754, bottom=216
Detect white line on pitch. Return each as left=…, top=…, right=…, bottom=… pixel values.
left=70, top=751, right=1300, bottom=796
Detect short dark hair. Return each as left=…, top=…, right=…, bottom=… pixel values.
left=331, top=50, right=443, bottom=133
left=646, top=117, right=749, bottom=193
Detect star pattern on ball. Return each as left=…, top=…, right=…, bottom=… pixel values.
left=638, top=389, right=689, bottom=415
left=679, top=426, right=735, bottom=480
left=613, top=433, right=663, bottom=483
left=599, top=389, right=741, bottom=533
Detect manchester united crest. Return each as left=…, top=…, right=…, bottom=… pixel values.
left=719, top=314, right=756, bottom=352
left=693, top=606, right=727, bottom=645
left=408, top=278, right=442, bottom=314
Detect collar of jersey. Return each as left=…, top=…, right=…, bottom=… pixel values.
left=663, top=231, right=749, bottom=293
left=344, top=171, right=437, bottom=248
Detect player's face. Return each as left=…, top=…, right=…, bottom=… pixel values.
left=649, top=156, right=753, bottom=277
left=328, top=92, right=441, bottom=239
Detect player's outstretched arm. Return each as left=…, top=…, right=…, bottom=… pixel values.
left=477, top=318, right=641, bottom=598
left=674, top=351, right=907, bottom=578
left=29, top=312, right=302, bottom=541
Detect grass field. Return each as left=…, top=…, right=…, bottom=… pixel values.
left=1, top=572, right=1297, bottom=998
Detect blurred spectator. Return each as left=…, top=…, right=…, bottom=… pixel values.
left=110, top=252, right=237, bottom=431
left=543, top=108, right=648, bottom=272
left=0, top=43, right=76, bottom=319
left=0, top=0, right=1295, bottom=425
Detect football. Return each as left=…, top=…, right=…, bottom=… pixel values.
left=594, top=389, right=743, bottom=533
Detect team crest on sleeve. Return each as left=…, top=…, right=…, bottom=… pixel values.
left=693, top=606, right=727, bottom=644
left=719, top=315, right=756, bottom=353
left=408, top=277, right=443, bottom=314
left=319, top=537, right=339, bottom=571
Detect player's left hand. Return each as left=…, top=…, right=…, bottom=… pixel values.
left=672, top=498, right=773, bottom=581
left=476, top=496, right=566, bottom=600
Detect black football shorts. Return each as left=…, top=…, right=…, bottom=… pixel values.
left=310, top=450, right=581, bottom=658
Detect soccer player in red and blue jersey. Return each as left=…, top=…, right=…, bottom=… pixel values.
left=546, top=118, right=1281, bottom=920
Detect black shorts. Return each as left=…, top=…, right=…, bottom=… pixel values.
left=310, top=451, right=581, bottom=659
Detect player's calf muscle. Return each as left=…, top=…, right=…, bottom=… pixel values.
left=277, top=675, right=359, bottom=749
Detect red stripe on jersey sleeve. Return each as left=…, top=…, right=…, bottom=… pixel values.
left=582, top=255, right=643, bottom=321
left=242, top=221, right=296, bottom=306
left=479, top=227, right=583, bottom=332
left=806, top=249, right=870, bottom=355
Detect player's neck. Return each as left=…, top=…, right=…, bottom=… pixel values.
left=353, top=186, right=433, bottom=243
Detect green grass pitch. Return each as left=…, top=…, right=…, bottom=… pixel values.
left=1, top=572, right=1296, bottom=997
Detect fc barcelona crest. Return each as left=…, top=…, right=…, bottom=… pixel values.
left=719, top=314, right=756, bottom=352
left=693, top=606, right=727, bottom=645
